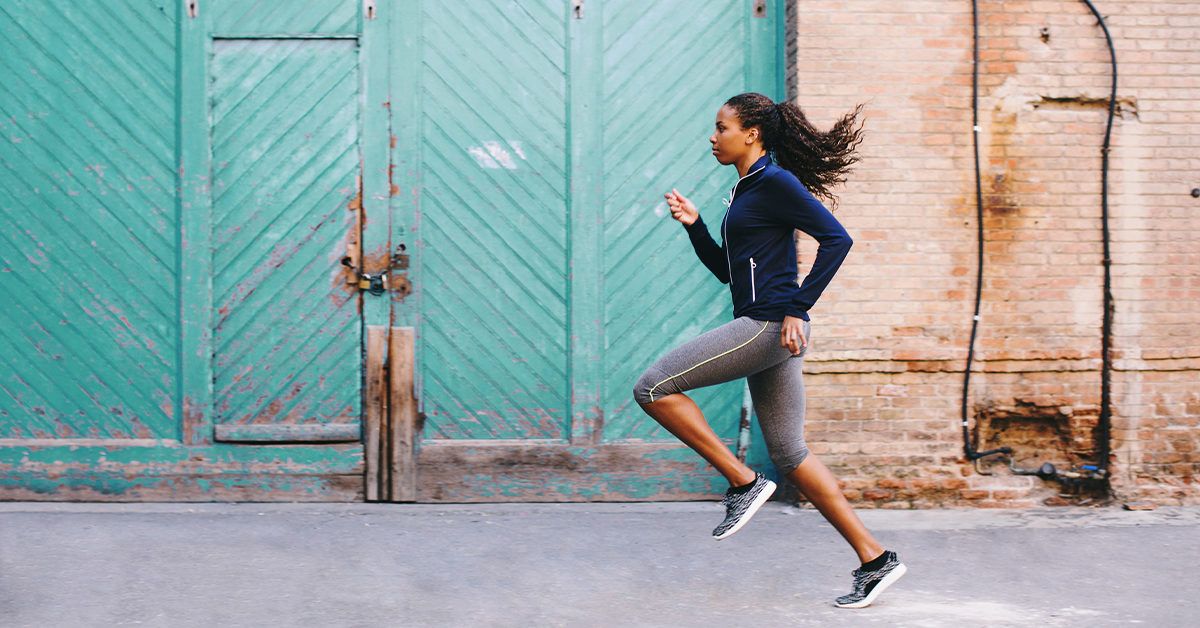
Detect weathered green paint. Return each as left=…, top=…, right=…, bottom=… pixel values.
left=568, top=0, right=605, bottom=445
left=0, top=0, right=179, bottom=443
left=210, top=0, right=359, bottom=36
left=1, top=442, right=359, bottom=467
left=359, top=0, right=391, bottom=348
left=415, top=441, right=737, bottom=502
left=387, top=0, right=422, bottom=339
left=412, top=0, right=571, bottom=441
left=600, top=0, right=784, bottom=470
left=179, top=0, right=214, bottom=448
left=1, top=0, right=783, bottom=501
left=1, top=0, right=377, bottom=499
left=391, top=0, right=785, bottom=496
left=1, top=442, right=362, bottom=499
left=600, top=0, right=784, bottom=448
left=209, top=36, right=361, bottom=435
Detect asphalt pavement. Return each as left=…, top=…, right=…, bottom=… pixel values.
left=1, top=501, right=1196, bottom=627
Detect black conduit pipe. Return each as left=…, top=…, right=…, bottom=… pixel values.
left=1079, top=0, right=1117, bottom=478
left=961, top=0, right=1012, bottom=462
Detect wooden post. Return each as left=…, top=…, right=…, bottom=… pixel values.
left=364, top=325, right=388, bottom=501
left=388, top=326, right=417, bottom=501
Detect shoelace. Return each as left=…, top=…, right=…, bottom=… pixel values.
left=849, top=569, right=871, bottom=589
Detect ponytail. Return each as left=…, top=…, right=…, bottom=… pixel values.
left=725, top=93, right=866, bottom=210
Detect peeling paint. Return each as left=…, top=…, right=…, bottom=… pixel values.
left=466, top=140, right=527, bottom=170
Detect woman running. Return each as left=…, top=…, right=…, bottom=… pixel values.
left=632, top=92, right=906, bottom=609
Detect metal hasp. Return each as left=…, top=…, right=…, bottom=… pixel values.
left=340, top=241, right=411, bottom=297
left=341, top=257, right=388, bottom=296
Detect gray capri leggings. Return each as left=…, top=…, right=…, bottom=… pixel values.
left=632, top=316, right=814, bottom=474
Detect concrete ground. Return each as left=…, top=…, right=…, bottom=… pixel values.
left=0, top=501, right=1196, bottom=627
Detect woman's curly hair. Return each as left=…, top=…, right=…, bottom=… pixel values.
left=725, top=92, right=866, bottom=210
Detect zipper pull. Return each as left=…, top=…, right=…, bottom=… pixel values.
left=749, top=257, right=757, bottom=302
left=724, top=185, right=737, bottom=207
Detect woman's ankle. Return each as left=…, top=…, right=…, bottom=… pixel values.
left=726, top=469, right=757, bottom=487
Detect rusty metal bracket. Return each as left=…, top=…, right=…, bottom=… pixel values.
left=388, top=243, right=412, bottom=299
left=391, top=243, right=410, bottom=271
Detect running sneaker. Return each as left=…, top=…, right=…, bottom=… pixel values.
left=711, top=473, right=777, bottom=540
left=834, top=550, right=907, bottom=608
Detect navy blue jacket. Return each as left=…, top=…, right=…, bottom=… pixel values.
left=683, top=153, right=853, bottom=322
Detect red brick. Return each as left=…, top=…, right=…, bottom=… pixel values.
left=784, top=1, right=1200, bottom=508
left=862, top=488, right=894, bottom=501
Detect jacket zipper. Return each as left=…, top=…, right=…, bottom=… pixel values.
left=721, top=163, right=767, bottom=294
left=749, top=257, right=757, bottom=302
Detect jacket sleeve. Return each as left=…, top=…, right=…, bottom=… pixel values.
left=683, top=214, right=730, bottom=284
left=767, top=172, right=853, bottom=319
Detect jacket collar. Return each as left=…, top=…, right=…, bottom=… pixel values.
left=724, top=153, right=772, bottom=207
left=745, top=153, right=772, bottom=176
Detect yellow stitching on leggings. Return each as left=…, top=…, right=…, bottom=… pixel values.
left=647, top=321, right=770, bottom=402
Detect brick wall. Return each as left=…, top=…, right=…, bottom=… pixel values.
left=782, top=0, right=1200, bottom=506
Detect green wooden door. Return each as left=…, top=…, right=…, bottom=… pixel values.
left=208, top=9, right=364, bottom=444
left=392, top=0, right=784, bottom=500
left=0, top=0, right=384, bottom=499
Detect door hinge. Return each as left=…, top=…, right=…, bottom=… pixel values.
left=186, top=0, right=198, bottom=19
left=364, top=0, right=376, bottom=20
left=753, top=0, right=767, bottom=18
left=573, top=0, right=584, bottom=20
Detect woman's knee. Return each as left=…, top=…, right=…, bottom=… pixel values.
left=633, top=367, right=676, bottom=406
left=770, top=440, right=811, bottom=475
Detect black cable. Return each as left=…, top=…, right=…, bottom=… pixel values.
left=1080, top=0, right=1117, bottom=477
left=961, top=0, right=1011, bottom=461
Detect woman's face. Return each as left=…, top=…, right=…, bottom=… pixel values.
left=709, top=104, right=758, bottom=165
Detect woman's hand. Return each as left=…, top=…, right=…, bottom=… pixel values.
left=664, top=188, right=698, bottom=226
left=781, top=315, right=807, bottom=355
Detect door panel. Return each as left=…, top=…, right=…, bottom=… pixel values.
left=210, top=39, right=362, bottom=437
left=209, top=0, right=360, bottom=35
left=0, top=0, right=178, bottom=441
left=600, top=0, right=750, bottom=441
left=417, top=0, right=570, bottom=441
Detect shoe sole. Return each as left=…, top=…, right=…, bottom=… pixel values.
left=712, top=479, right=777, bottom=541
left=835, top=563, right=907, bottom=609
